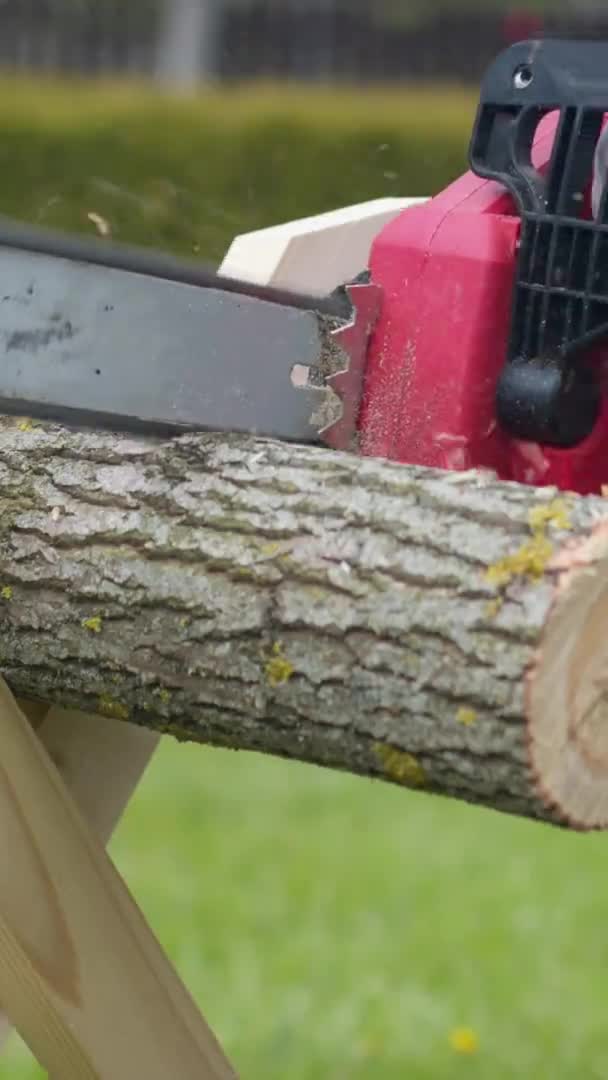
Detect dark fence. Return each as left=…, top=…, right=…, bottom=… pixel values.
left=0, top=0, right=159, bottom=77
left=0, top=2, right=607, bottom=85
left=219, top=8, right=511, bottom=85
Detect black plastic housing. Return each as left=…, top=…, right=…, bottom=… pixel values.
left=469, top=38, right=608, bottom=446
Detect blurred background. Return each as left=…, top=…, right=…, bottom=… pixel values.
left=2, top=3, right=608, bottom=1078
left=0, top=0, right=607, bottom=86
left=1, top=0, right=607, bottom=261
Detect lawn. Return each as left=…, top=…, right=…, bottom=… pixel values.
left=3, top=737, right=608, bottom=1078
left=0, top=77, right=474, bottom=263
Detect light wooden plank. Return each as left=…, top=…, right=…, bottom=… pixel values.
left=220, top=197, right=427, bottom=294
left=0, top=709, right=160, bottom=1054
left=0, top=680, right=237, bottom=1079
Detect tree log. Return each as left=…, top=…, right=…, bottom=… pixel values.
left=2, top=417, right=608, bottom=830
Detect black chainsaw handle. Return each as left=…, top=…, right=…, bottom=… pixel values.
left=468, top=39, right=608, bottom=447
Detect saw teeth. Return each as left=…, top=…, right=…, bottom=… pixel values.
left=310, top=385, right=342, bottom=433
left=320, top=281, right=382, bottom=451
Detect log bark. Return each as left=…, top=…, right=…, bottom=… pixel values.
left=2, top=416, right=608, bottom=830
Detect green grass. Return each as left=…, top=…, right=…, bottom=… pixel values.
left=4, top=739, right=608, bottom=1079
left=0, top=77, right=476, bottom=262
left=0, top=74, right=476, bottom=132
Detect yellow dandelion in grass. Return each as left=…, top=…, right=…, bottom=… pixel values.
left=449, top=1027, right=479, bottom=1055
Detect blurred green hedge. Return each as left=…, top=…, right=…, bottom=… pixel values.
left=0, top=78, right=477, bottom=263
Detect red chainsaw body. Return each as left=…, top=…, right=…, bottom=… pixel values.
left=359, top=115, right=608, bottom=496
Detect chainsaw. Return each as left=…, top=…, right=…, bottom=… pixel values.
left=2, top=38, right=608, bottom=495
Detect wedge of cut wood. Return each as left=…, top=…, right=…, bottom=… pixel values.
left=220, top=197, right=426, bottom=293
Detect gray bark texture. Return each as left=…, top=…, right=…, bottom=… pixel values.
left=3, top=417, right=608, bottom=831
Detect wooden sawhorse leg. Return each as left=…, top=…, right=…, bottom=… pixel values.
left=0, top=706, right=161, bottom=1055
left=0, top=680, right=236, bottom=1078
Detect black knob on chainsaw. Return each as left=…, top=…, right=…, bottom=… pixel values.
left=496, top=360, right=600, bottom=448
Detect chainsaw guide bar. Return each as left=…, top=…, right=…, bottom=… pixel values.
left=0, top=218, right=379, bottom=449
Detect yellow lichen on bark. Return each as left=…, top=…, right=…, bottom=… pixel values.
left=97, top=696, right=130, bottom=721
left=486, top=497, right=572, bottom=589
left=374, top=744, right=426, bottom=788
left=265, top=643, right=295, bottom=687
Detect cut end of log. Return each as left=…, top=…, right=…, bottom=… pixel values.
left=527, top=523, right=608, bottom=830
